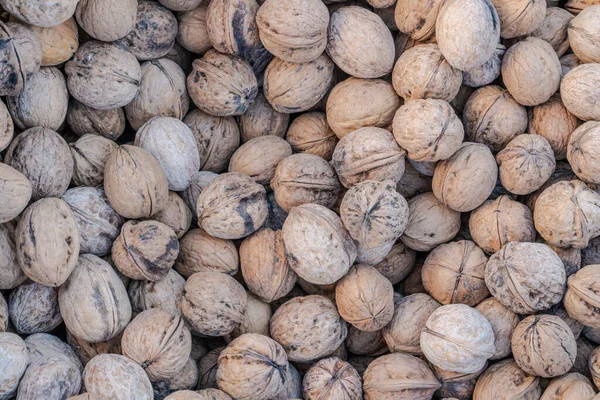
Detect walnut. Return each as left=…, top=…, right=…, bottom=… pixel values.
left=229, top=136, right=292, bottom=185
left=176, top=3, right=211, bottom=54
left=0, top=22, right=42, bottom=96
left=286, top=112, right=338, bottom=160
left=302, top=357, right=362, bottom=400
left=0, top=163, right=31, bottom=224
left=564, top=265, right=600, bottom=329
left=238, top=93, right=289, bottom=143
left=0, top=0, right=78, bottom=27
left=67, top=99, right=126, bottom=141
left=561, top=64, right=600, bottom=122
left=69, top=134, right=118, bottom=187
left=473, top=359, right=541, bottom=400
left=83, top=354, right=153, bottom=400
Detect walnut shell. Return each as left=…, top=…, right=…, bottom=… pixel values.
left=432, top=364, right=487, bottom=400
left=282, top=204, right=357, bottom=285
left=0, top=295, right=6, bottom=332
left=512, top=315, right=576, bottom=378
left=286, top=112, right=337, bottom=160
left=326, top=77, right=401, bottom=139
left=270, top=295, right=347, bottom=362
left=541, top=372, right=596, bottom=400
left=0, top=99, right=13, bottom=152
left=590, top=347, right=600, bottom=388
left=485, top=242, right=566, bottom=314
left=128, top=269, right=186, bottom=318
left=501, top=37, right=561, bottom=106
left=469, top=195, right=535, bottom=254
left=152, top=357, right=199, bottom=400
left=530, top=7, right=572, bottom=58
left=177, top=4, right=211, bottom=54
left=355, top=240, right=394, bottom=266
left=159, top=0, right=203, bottom=11
left=345, top=326, right=388, bottom=356
left=302, top=357, right=362, bottom=400
left=1, top=0, right=78, bottom=27
left=206, top=0, right=260, bottom=58
left=181, top=271, right=247, bottom=336
left=66, top=330, right=122, bottom=366
left=256, top=0, right=329, bottom=63
left=181, top=172, right=218, bottom=220
left=392, top=44, right=462, bottom=103
left=474, top=298, right=519, bottom=360
left=560, top=54, right=583, bottom=79
left=564, top=265, right=600, bottom=329
left=432, top=142, right=498, bottom=212
left=363, top=352, right=441, bottom=399
left=568, top=6, right=600, bottom=64
left=491, top=0, right=546, bottom=39
left=393, top=98, right=464, bottom=162
left=421, top=304, right=495, bottom=374
left=224, top=292, right=271, bottom=341
left=16, top=356, right=81, bottom=399
left=59, top=254, right=131, bottom=343
left=69, top=134, right=118, bottom=187
left=272, top=364, right=302, bottom=400
left=67, top=100, right=126, bottom=141
left=0, top=22, right=42, bottom=96
left=187, top=50, right=258, bottom=117
left=463, top=44, right=505, bottom=88
left=327, top=7, right=394, bottom=78
left=0, top=333, right=29, bottom=399
left=104, top=145, right=169, bottom=219
left=561, top=64, right=600, bottom=122
left=264, top=191, right=288, bottom=231
left=152, top=192, right=192, bottom=239
left=229, top=136, right=292, bottom=185
left=83, top=354, right=153, bottom=400
left=473, top=359, right=541, bottom=400
left=8, top=280, right=61, bottom=334
left=5, top=126, right=73, bottom=201
left=75, top=0, right=137, bottom=41
left=463, top=85, right=527, bottom=152
left=394, top=0, right=445, bottom=40
left=198, top=347, right=223, bottom=389
left=239, top=93, right=289, bottom=143
left=372, top=241, right=416, bottom=284
left=568, top=121, right=600, bottom=185
left=0, top=163, right=31, bottom=224
left=0, top=222, right=26, bottom=290
left=175, top=229, right=238, bottom=278
left=25, top=333, right=82, bottom=371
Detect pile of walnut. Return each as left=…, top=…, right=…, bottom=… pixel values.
left=4, top=0, right=600, bottom=398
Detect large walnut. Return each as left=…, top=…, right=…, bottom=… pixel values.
left=541, top=373, right=596, bottom=400
left=490, top=0, right=546, bottom=38
left=0, top=22, right=42, bottom=96
left=75, top=0, right=137, bottom=41
left=175, top=229, right=238, bottom=278
left=0, top=163, right=31, bottom=224
left=229, top=136, right=292, bottom=185
left=473, top=359, right=541, bottom=400
left=561, top=64, right=600, bottom=122
left=23, top=18, right=78, bottom=66
left=67, top=100, right=126, bottom=140
left=206, top=0, right=260, bottom=58
left=83, top=354, right=153, bottom=400
left=568, top=6, right=600, bottom=63
left=564, top=265, right=600, bottom=329
left=474, top=298, right=519, bottom=360
left=286, top=112, right=338, bottom=160
left=303, top=357, right=362, bottom=400
left=568, top=121, right=600, bottom=185
left=16, top=356, right=81, bottom=399
left=1, top=0, right=78, bottom=27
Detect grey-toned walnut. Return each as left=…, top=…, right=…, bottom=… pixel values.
left=229, top=136, right=292, bottom=186
left=152, top=357, right=199, bottom=400
left=198, top=347, right=223, bottom=389
left=83, top=354, right=153, bottom=400
left=175, top=229, right=238, bottom=278
left=180, top=171, right=218, bottom=220
left=355, top=241, right=394, bottom=267
left=129, top=269, right=185, bottom=317
left=0, top=295, right=6, bottom=332
left=0, top=99, right=13, bottom=152
left=16, top=357, right=81, bottom=400
left=67, top=100, right=125, bottom=141
left=561, top=53, right=583, bottom=79
left=75, top=0, right=137, bottom=41
left=373, top=241, right=416, bottom=284
left=569, top=6, right=600, bottom=63
left=568, top=121, right=600, bottom=185
left=1, top=0, right=78, bottom=27
left=286, top=112, right=337, bottom=160
left=66, top=330, right=122, bottom=367
left=70, top=134, right=118, bottom=187
left=24, top=333, right=82, bottom=372
left=0, top=222, right=27, bottom=290
left=177, top=3, right=211, bottom=54
left=531, top=7, right=573, bottom=57
left=0, top=164, right=31, bottom=225
left=490, top=0, right=546, bottom=38
left=561, top=64, right=600, bottom=122
left=564, top=265, right=600, bottom=329
left=345, top=326, right=388, bottom=356
left=474, top=298, right=519, bottom=360
left=473, top=359, right=541, bottom=400
left=463, top=44, right=505, bottom=88
left=433, top=364, right=487, bottom=400
left=151, top=192, right=192, bottom=239
left=0, top=22, right=42, bottom=97
left=303, top=357, right=362, bottom=400
left=0, top=333, right=29, bottom=399
left=239, top=93, right=289, bottom=143
left=8, top=280, right=62, bottom=334
left=164, top=42, right=193, bottom=72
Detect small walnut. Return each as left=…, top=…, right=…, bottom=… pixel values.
left=568, top=121, right=600, bottom=185
left=225, top=292, right=271, bottom=341
left=66, top=330, right=122, bottom=366
left=67, top=100, right=126, bottom=141
left=356, top=241, right=394, bottom=267
left=0, top=163, right=31, bottom=224
left=180, top=172, right=218, bottom=220
left=474, top=298, right=519, bottom=360
left=490, top=0, right=546, bottom=38
left=568, top=6, right=600, bottom=63
left=560, top=53, right=583, bottom=79
left=0, top=333, right=29, bottom=399
left=239, top=93, right=289, bottom=143
left=0, top=223, right=27, bottom=290
left=1, top=0, right=78, bottom=27
left=0, top=99, right=13, bottom=152
left=473, top=359, right=541, bottom=400
left=229, top=136, right=292, bottom=185
left=83, top=354, right=153, bottom=400
left=159, top=0, right=203, bottom=11
left=175, top=229, right=238, bottom=277
left=152, top=357, right=200, bottom=399
left=303, top=357, right=362, bottom=400
left=0, top=295, right=6, bottom=332
left=177, top=4, right=211, bottom=55
left=463, top=44, right=505, bottom=88
left=75, top=0, right=137, bottom=41
left=530, top=7, right=573, bottom=57
left=346, top=326, right=388, bottom=356
left=0, top=22, right=42, bottom=96
left=8, top=280, right=61, bottom=335
left=129, top=269, right=185, bottom=318
left=286, top=112, right=338, bottom=160
left=70, top=134, right=118, bottom=187
left=561, top=64, right=600, bottom=122
left=152, top=192, right=192, bottom=239
left=373, top=241, right=416, bottom=284
left=198, top=347, right=223, bottom=389
left=564, top=265, right=600, bottom=329
left=394, top=0, right=445, bottom=40
left=541, top=373, right=596, bottom=400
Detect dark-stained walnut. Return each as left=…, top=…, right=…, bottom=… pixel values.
left=0, top=22, right=42, bottom=97
left=433, top=364, right=487, bottom=400
left=8, top=280, right=62, bottom=334
left=345, top=326, right=388, bottom=356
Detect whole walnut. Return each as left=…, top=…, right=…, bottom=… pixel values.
left=151, top=192, right=192, bottom=239
left=256, top=0, right=329, bottom=63
left=393, top=99, right=464, bottom=162
left=5, top=126, right=73, bottom=201
left=225, top=292, right=271, bottom=341
left=239, top=93, right=289, bottom=143
left=568, top=6, right=600, bottom=64
left=561, top=64, right=600, bottom=122
left=104, top=145, right=169, bottom=219
left=0, top=22, right=42, bottom=96
left=282, top=204, right=357, bottom=285
left=463, top=85, right=527, bottom=152
left=534, top=180, right=600, bottom=249
left=25, top=333, right=82, bottom=371
left=373, top=241, right=416, bottom=284
left=395, top=0, right=445, bottom=40
left=175, top=229, right=238, bottom=278
left=177, top=4, right=211, bottom=54
left=340, top=180, right=409, bottom=249
left=125, top=59, right=190, bottom=130
left=7, top=66, right=68, bottom=131
left=270, top=295, right=347, bottom=362
left=187, top=50, right=257, bottom=117
left=346, top=326, right=388, bottom=356
left=69, top=135, right=118, bottom=187
left=0, top=223, right=27, bottom=289
left=530, top=7, right=573, bottom=58
left=128, top=269, right=185, bottom=317
left=564, top=265, right=600, bottom=329
left=363, top=353, right=441, bottom=399
left=327, top=7, right=394, bottom=78
left=0, top=163, right=31, bottom=224
left=112, top=220, right=179, bottom=281
left=332, top=127, right=406, bottom=188
left=62, top=187, right=123, bottom=257
left=568, top=121, right=600, bottom=185
left=286, top=112, right=338, bottom=160
left=436, top=0, right=500, bottom=71
left=326, top=77, right=401, bottom=139
left=1, top=0, right=78, bottom=27
left=485, top=242, right=566, bottom=314
left=198, top=347, right=223, bottom=389
left=229, top=136, right=292, bottom=185
left=463, top=44, right=506, bottom=88
left=490, top=0, right=546, bottom=38
left=83, top=354, right=153, bottom=400
left=8, top=280, right=61, bottom=334
left=67, top=330, right=123, bottom=366
left=512, top=315, right=576, bottom=378
left=401, top=192, right=461, bottom=252
left=15, top=198, right=79, bottom=287
left=59, top=254, right=131, bottom=343
left=152, top=356, right=199, bottom=399
left=421, top=304, right=495, bottom=373
left=206, top=0, right=261, bottom=58
left=67, top=100, right=126, bottom=140
left=432, top=142, right=498, bottom=212
left=135, top=117, right=200, bottom=191
left=392, top=44, right=462, bottom=103
left=541, top=373, right=596, bottom=400
left=16, top=356, right=81, bottom=399
left=469, top=195, right=535, bottom=254
left=473, top=359, right=541, bottom=400
left=75, top=0, right=137, bottom=41
left=502, top=37, right=561, bottom=106
left=23, top=18, right=78, bottom=66
left=0, top=333, right=29, bottom=399
left=303, top=357, right=362, bottom=400
left=181, top=271, right=247, bottom=336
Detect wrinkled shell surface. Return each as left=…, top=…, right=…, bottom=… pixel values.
left=564, top=265, right=600, bottom=329
left=128, top=269, right=185, bottom=318
left=67, top=330, right=123, bottom=366
left=229, top=136, right=292, bottom=185
left=225, top=292, right=271, bottom=340
left=531, top=7, right=573, bottom=57
left=1, top=0, right=78, bottom=27
left=9, top=280, right=62, bottom=334
left=568, top=121, right=600, bottom=184
left=540, top=373, right=596, bottom=400
left=26, top=18, right=78, bottom=66
left=83, top=354, right=153, bottom=400
left=151, top=192, right=192, bottom=239
left=473, top=359, right=541, bottom=400
left=463, top=44, right=505, bottom=88
left=395, top=0, right=445, bottom=40
left=25, top=333, right=82, bottom=371
left=569, top=6, right=600, bottom=63
left=75, top=0, right=138, bottom=41
left=239, top=93, right=289, bottom=143
left=70, top=134, right=118, bottom=187
left=206, top=0, right=260, bottom=57
left=373, top=241, right=416, bottom=284
left=561, top=64, right=600, bottom=122
left=0, top=163, right=31, bottom=224
left=175, top=229, right=238, bottom=277
left=67, top=100, right=126, bottom=140
left=474, top=298, right=519, bottom=360
left=303, top=357, right=362, bottom=400
left=16, top=356, right=81, bottom=399
left=286, top=112, right=338, bottom=160
left=0, top=223, right=27, bottom=289
left=0, top=99, right=13, bottom=152
left=490, top=0, right=546, bottom=38
left=0, top=333, right=29, bottom=399
left=177, top=3, right=211, bottom=54
left=0, top=22, right=42, bottom=97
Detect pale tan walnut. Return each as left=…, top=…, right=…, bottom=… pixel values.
left=75, top=0, right=137, bottom=41
left=421, top=304, right=495, bottom=374
left=69, top=134, right=118, bottom=187
left=524, top=161, right=577, bottom=212
left=469, top=195, right=536, bottom=254
left=401, top=192, right=461, bottom=252
left=206, top=0, right=259, bottom=57
left=22, top=18, right=77, bottom=66
left=501, top=37, right=561, bottom=106
left=327, top=6, right=394, bottom=78
left=129, top=269, right=185, bottom=318
left=104, top=145, right=169, bottom=219
left=270, top=295, right=347, bottom=362
left=121, top=309, right=191, bottom=382
left=177, top=4, right=211, bottom=55
left=175, top=229, right=238, bottom=278
left=530, top=93, right=580, bottom=160
left=541, top=373, right=596, bottom=400
left=561, top=64, right=600, bottom=122
left=345, top=326, right=388, bottom=356
left=474, top=298, right=519, bottom=360
left=152, top=192, right=192, bottom=239
left=181, top=271, right=247, bottom=336
left=512, top=315, right=576, bottom=378
left=198, top=347, right=223, bottom=389
left=473, top=359, right=541, bottom=400
left=229, top=136, right=292, bottom=185
left=66, top=330, right=122, bottom=366
left=436, top=0, right=500, bottom=71
left=373, top=241, right=416, bottom=284
left=0, top=163, right=31, bottom=224
left=0, top=334, right=29, bottom=398
left=340, top=180, right=409, bottom=249
left=183, top=109, right=240, bottom=173
left=496, top=134, right=556, bottom=195
left=83, top=354, right=153, bottom=400
left=0, top=22, right=42, bottom=97
left=568, top=121, right=600, bottom=185
left=4, top=126, right=73, bottom=201
left=530, top=7, right=573, bottom=57
left=332, top=127, right=406, bottom=188
left=393, top=99, right=464, bottom=162
left=224, top=292, right=271, bottom=341
left=282, top=204, right=357, bottom=285
left=59, top=254, right=131, bottom=343
left=256, top=0, right=329, bottom=63
left=591, top=347, right=600, bottom=388
left=8, top=280, right=61, bottom=334
left=62, top=186, right=124, bottom=257
left=392, top=44, right=462, bottom=103
left=240, top=228, right=296, bottom=303
left=197, top=172, right=268, bottom=239
left=0, top=222, right=27, bottom=291
left=484, top=242, right=566, bottom=314
left=187, top=50, right=257, bottom=117
left=67, top=100, right=125, bottom=141
left=286, top=112, right=338, bottom=161
left=1, top=0, right=78, bottom=27
left=394, top=0, right=445, bottom=40
left=302, top=357, right=362, bottom=400
left=564, top=265, right=600, bottom=329
left=463, top=44, right=506, bottom=88
left=534, top=180, right=600, bottom=249
left=239, top=93, right=289, bottom=143
left=263, top=54, right=335, bottom=114
left=463, top=85, right=527, bottom=152
left=569, top=6, right=600, bottom=63
left=432, top=364, right=487, bottom=400
left=363, top=353, right=441, bottom=399
left=382, top=293, right=440, bottom=354
left=490, top=0, right=546, bottom=39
